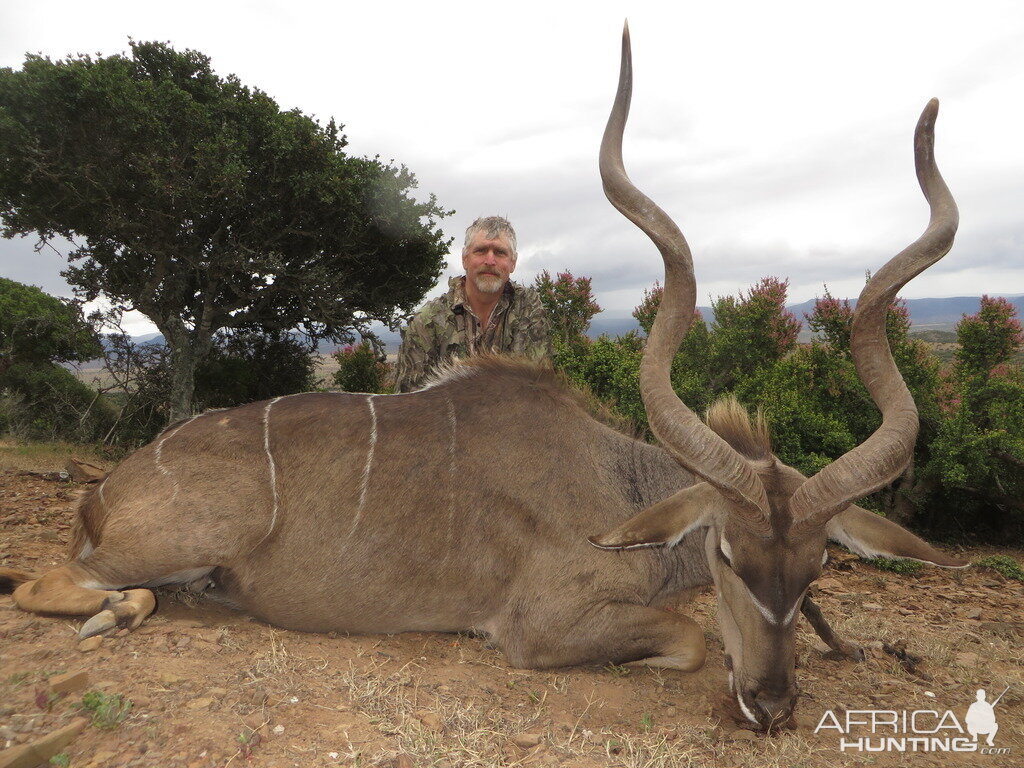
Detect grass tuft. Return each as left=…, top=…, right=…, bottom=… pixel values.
left=862, top=557, right=924, bottom=575
left=974, top=554, right=1024, bottom=582
left=79, top=690, right=133, bottom=729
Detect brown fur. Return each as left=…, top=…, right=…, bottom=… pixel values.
left=432, top=355, right=641, bottom=438
left=66, top=484, right=109, bottom=559
left=705, top=396, right=772, bottom=461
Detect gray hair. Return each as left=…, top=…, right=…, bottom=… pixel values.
left=463, top=216, right=518, bottom=261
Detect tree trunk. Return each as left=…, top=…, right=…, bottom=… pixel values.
left=160, top=318, right=214, bottom=424
left=167, top=343, right=198, bottom=423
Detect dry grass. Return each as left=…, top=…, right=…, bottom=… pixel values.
left=0, top=438, right=110, bottom=472
left=240, top=630, right=329, bottom=692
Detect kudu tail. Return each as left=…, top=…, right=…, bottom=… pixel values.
left=67, top=483, right=109, bottom=560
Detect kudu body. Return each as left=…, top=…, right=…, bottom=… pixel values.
left=2, top=27, right=963, bottom=730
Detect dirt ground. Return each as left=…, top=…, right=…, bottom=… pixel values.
left=1, top=461, right=1022, bottom=768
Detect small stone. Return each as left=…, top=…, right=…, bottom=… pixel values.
left=187, top=698, right=215, bottom=710
left=77, top=636, right=103, bottom=653
left=862, top=603, right=884, bottom=611
left=393, top=755, right=415, bottom=768
left=272, top=725, right=285, bottom=736
left=49, top=669, right=89, bottom=694
left=964, top=607, right=983, bottom=619
left=511, top=733, right=543, bottom=749
left=206, top=687, right=228, bottom=697
left=157, top=672, right=185, bottom=685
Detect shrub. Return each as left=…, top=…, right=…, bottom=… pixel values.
left=0, top=362, right=116, bottom=442
left=333, top=341, right=390, bottom=393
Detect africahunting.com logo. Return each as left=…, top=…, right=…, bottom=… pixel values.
left=815, top=686, right=1011, bottom=754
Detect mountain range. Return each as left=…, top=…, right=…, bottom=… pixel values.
left=126, top=295, right=1023, bottom=354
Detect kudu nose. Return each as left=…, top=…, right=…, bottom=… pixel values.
left=753, top=690, right=795, bottom=728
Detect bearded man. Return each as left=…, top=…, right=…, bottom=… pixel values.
left=394, top=216, right=552, bottom=392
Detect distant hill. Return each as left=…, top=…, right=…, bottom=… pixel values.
left=124, top=295, right=1023, bottom=354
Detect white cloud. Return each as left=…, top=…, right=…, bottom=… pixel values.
left=1, top=0, right=1022, bottom=330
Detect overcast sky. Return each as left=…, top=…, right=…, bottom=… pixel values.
left=2, top=1, right=1022, bottom=334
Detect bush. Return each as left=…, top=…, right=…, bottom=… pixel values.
left=103, top=331, right=319, bottom=448
left=333, top=342, right=390, bottom=393
left=0, top=362, right=116, bottom=442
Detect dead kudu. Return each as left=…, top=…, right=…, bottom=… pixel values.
left=1, top=28, right=962, bottom=730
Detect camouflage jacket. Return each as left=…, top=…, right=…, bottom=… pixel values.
left=394, top=277, right=552, bottom=392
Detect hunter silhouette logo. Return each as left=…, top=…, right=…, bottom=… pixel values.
left=966, top=687, right=1007, bottom=747
left=815, top=685, right=1012, bottom=754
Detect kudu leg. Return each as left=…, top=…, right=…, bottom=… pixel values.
left=509, top=603, right=706, bottom=672
left=5, top=562, right=157, bottom=639
left=801, top=596, right=866, bottom=662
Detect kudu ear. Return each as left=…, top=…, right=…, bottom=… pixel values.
left=826, top=505, right=967, bottom=567
left=589, top=483, right=723, bottom=550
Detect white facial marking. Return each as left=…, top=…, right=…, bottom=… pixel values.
left=736, top=690, right=760, bottom=725
left=782, top=596, right=803, bottom=626
left=821, top=549, right=829, bottom=566
left=350, top=395, right=378, bottom=537
left=746, top=589, right=781, bottom=626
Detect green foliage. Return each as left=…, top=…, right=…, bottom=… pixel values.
left=104, top=331, right=319, bottom=447
left=332, top=341, right=391, bottom=394
left=194, top=331, right=317, bottom=409
left=0, top=278, right=101, bottom=373
left=973, top=555, right=1024, bottom=582
left=49, top=754, right=70, bottom=768
left=0, top=362, right=116, bottom=442
left=916, top=299, right=1024, bottom=535
left=863, top=557, right=924, bottom=575
left=0, top=41, right=450, bottom=420
left=708, top=277, right=800, bottom=391
left=546, top=271, right=1022, bottom=542
left=554, top=332, right=647, bottom=433
left=534, top=270, right=602, bottom=345
left=79, top=690, right=132, bottom=729
left=954, top=296, right=1023, bottom=377
left=632, top=282, right=663, bottom=336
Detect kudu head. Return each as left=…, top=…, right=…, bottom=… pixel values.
left=590, top=24, right=962, bottom=730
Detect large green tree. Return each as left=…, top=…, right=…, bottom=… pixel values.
left=0, top=277, right=101, bottom=375
left=0, top=41, right=451, bottom=420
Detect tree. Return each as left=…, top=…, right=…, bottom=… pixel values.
left=920, top=297, right=1024, bottom=535
left=0, top=41, right=451, bottom=421
left=0, top=278, right=111, bottom=440
left=0, top=277, right=101, bottom=375
left=534, top=270, right=602, bottom=345
left=708, top=277, right=801, bottom=392
left=953, top=295, right=1023, bottom=379
left=99, top=330, right=320, bottom=447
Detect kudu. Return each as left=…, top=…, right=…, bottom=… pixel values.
left=2, top=27, right=962, bottom=730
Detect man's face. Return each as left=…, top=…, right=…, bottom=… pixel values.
left=462, top=232, right=515, bottom=295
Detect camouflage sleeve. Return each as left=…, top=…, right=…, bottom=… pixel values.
left=393, top=312, right=435, bottom=393
left=510, top=287, right=553, bottom=361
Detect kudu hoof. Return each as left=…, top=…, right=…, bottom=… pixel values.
left=78, top=589, right=156, bottom=639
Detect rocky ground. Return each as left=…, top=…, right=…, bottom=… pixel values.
left=1, top=464, right=1022, bottom=768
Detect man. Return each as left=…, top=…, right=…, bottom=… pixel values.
left=394, top=216, right=551, bottom=392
